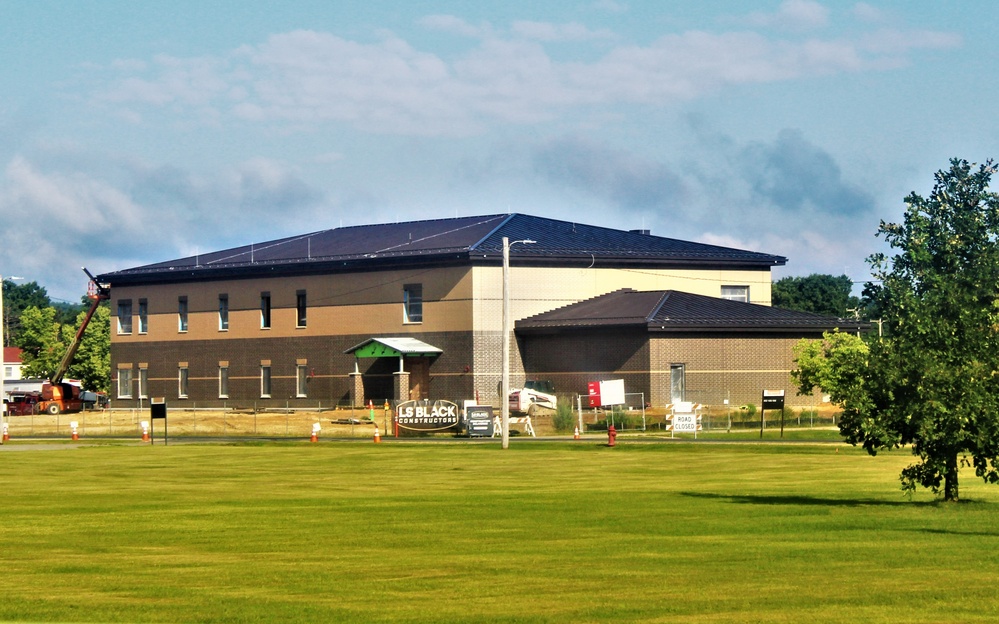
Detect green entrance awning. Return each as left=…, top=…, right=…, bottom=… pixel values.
left=345, top=337, right=443, bottom=359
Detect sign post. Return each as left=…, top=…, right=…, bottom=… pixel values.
left=760, top=390, right=785, bottom=439
left=150, top=397, right=167, bottom=445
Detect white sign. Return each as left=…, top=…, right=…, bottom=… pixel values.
left=599, top=379, right=626, bottom=406
left=673, top=413, right=700, bottom=433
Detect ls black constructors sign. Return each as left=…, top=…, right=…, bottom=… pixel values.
left=396, top=400, right=460, bottom=432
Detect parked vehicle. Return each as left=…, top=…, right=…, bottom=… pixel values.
left=509, top=379, right=557, bottom=415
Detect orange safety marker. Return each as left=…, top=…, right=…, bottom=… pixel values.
left=373, top=425, right=381, bottom=443
left=141, top=421, right=150, bottom=442
left=70, top=421, right=79, bottom=441
left=2, top=422, right=9, bottom=442
left=573, top=426, right=580, bottom=440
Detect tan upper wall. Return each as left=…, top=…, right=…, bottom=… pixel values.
left=472, top=265, right=773, bottom=332
left=109, top=266, right=474, bottom=343
left=109, top=263, right=773, bottom=342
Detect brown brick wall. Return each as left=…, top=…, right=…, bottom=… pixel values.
left=110, top=330, right=476, bottom=409
left=519, top=329, right=652, bottom=402
left=516, top=330, right=824, bottom=409
left=651, top=333, right=822, bottom=407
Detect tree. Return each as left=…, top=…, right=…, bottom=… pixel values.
left=791, top=331, right=868, bottom=406
left=13, top=303, right=110, bottom=393
left=66, top=305, right=111, bottom=394
left=15, top=306, right=68, bottom=379
left=2, top=280, right=50, bottom=346
left=772, top=274, right=859, bottom=317
left=844, top=159, right=999, bottom=501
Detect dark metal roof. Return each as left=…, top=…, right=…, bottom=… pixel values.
left=516, top=289, right=867, bottom=334
left=96, top=213, right=786, bottom=285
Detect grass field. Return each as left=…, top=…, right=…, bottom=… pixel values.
left=1, top=439, right=997, bottom=623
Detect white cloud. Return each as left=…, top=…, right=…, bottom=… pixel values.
left=0, top=154, right=326, bottom=298
left=87, top=17, right=960, bottom=137
left=510, top=21, right=615, bottom=42
left=591, top=0, right=628, bottom=14
left=418, top=14, right=488, bottom=38
left=744, top=0, right=831, bottom=32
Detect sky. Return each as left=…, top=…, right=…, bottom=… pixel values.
left=1, top=0, right=996, bottom=301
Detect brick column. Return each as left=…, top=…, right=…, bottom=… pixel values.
left=393, top=371, right=410, bottom=402
left=349, top=372, right=364, bottom=408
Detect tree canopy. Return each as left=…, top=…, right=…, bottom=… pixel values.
left=797, top=159, right=999, bottom=501
left=772, top=274, right=860, bottom=317
left=14, top=303, right=110, bottom=394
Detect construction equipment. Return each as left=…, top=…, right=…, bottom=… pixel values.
left=10, top=269, right=110, bottom=416
left=508, top=379, right=557, bottom=415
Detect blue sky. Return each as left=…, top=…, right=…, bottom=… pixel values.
left=1, top=0, right=996, bottom=301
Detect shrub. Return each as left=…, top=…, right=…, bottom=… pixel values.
left=552, top=401, right=576, bottom=432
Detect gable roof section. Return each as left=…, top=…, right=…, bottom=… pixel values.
left=97, top=214, right=786, bottom=285
left=515, top=289, right=866, bottom=334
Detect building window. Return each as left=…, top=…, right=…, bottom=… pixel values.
left=670, top=364, right=686, bottom=403
left=219, top=366, right=229, bottom=398
left=117, top=367, right=133, bottom=399
left=178, top=366, right=189, bottom=399
left=260, top=292, right=271, bottom=329
left=117, top=300, right=133, bottom=334
left=296, top=291, right=307, bottom=328
left=138, top=299, right=148, bottom=334
left=4, top=366, right=12, bottom=379
left=178, top=297, right=188, bottom=332
left=260, top=366, right=271, bottom=398
left=720, top=286, right=750, bottom=303
left=296, top=365, right=308, bottom=397
left=138, top=368, right=148, bottom=399
left=219, top=294, right=229, bottom=331
left=403, top=284, right=423, bottom=323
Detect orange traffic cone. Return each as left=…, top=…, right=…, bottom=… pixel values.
left=311, top=431, right=317, bottom=443
left=141, top=421, right=150, bottom=442
left=573, top=426, right=580, bottom=440
left=373, top=425, right=381, bottom=443
left=2, top=422, right=9, bottom=442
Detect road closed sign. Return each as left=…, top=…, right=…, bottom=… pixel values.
left=673, top=413, right=700, bottom=433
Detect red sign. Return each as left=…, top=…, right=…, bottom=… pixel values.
left=587, top=381, right=601, bottom=407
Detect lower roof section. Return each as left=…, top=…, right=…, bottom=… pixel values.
left=515, top=289, right=868, bottom=335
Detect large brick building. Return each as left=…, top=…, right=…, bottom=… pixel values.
left=96, top=213, right=852, bottom=409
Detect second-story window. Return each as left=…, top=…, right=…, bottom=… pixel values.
left=138, top=299, right=148, bottom=334
left=117, top=300, right=132, bottom=335
left=260, top=292, right=271, bottom=329
left=219, top=294, right=229, bottom=331
left=296, top=290, right=307, bottom=328
left=403, top=284, right=423, bottom=323
left=720, top=285, right=750, bottom=303
left=178, top=296, right=188, bottom=332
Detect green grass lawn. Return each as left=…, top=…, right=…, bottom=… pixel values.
left=1, top=440, right=997, bottom=623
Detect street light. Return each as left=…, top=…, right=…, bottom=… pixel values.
left=501, top=237, right=536, bottom=450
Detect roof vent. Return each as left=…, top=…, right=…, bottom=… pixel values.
left=630, top=229, right=651, bottom=235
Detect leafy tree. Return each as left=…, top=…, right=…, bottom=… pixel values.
left=12, top=303, right=110, bottom=393
left=15, top=306, right=68, bottom=379
left=2, top=280, right=50, bottom=346
left=847, top=159, right=999, bottom=501
left=772, top=274, right=860, bottom=317
left=791, top=331, right=868, bottom=406
left=66, top=305, right=111, bottom=394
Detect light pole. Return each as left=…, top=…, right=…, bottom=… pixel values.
left=501, top=237, right=536, bottom=449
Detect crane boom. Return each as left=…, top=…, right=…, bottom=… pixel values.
left=52, top=268, right=110, bottom=384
